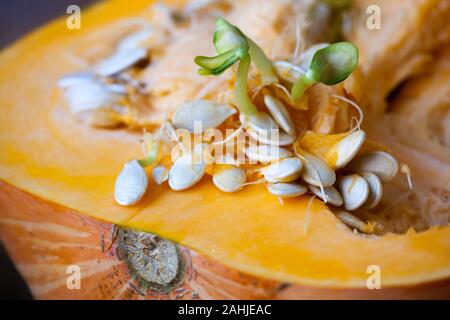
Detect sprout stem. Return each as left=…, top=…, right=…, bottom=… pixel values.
left=247, top=38, right=278, bottom=85
left=235, top=53, right=258, bottom=116
left=138, top=137, right=159, bottom=167
left=291, top=70, right=316, bottom=102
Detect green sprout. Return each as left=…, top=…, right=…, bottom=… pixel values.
left=195, top=18, right=277, bottom=117
left=137, top=135, right=159, bottom=167
left=291, top=42, right=358, bottom=102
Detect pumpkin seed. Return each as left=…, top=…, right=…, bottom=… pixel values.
left=212, top=165, right=246, bottom=193
left=168, top=144, right=207, bottom=191
left=300, top=152, right=336, bottom=187
left=337, top=174, right=369, bottom=211
left=63, top=80, right=127, bottom=127
left=361, top=172, right=383, bottom=209
left=240, top=111, right=279, bottom=132
left=347, top=151, right=399, bottom=183
left=117, top=27, right=153, bottom=52
left=267, top=182, right=307, bottom=198
left=247, top=129, right=296, bottom=146
left=172, top=100, right=236, bottom=133
left=308, top=185, right=343, bottom=207
left=272, top=60, right=304, bottom=83
left=64, top=81, right=125, bottom=114
left=246, top=145, right=293, bottom=164
left=152, top=165, right=169, bottom=185
left=95, top=47, right=147, bottom=77
left=114, top=159, right=148, bottom=206
left=263, top=157, right=303, bottom=183
left=335, top=210, right=372, bottom=233
left=264, top=95, right=295, bottom=136
left=329, top=130, right=366, bottom=169
left=58, top=71, right=96, bottom=88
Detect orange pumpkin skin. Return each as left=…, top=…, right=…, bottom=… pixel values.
left=1, top=180, right=449, bottom=300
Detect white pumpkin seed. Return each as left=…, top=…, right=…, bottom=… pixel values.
left=267, top=182, right=307, bottom=198
left=272, top=60, right=304, bottom=83
left=361, top=172, right=383, bottom=209
left=347, top=151, right=399, bottom=183
left=263, top=157, right=303, bottom=183
left=168, top=144, right=206, bottom=191
left=58, top=71, right=96, bottom=88
left=95, top=48, right=147, bottom=77
left=335, top=210, right=371, bottom=233
left=331, top=130, right=366, bottom=169
left=212, top=166, right=246, bottom=193
left=300, top=152, right=336, bottom=187
left=114, top=159, right=148, bottom=206
left=309, top=185, right=343, bottom=207
left=64, top=81, right=124, bottom=114
left=117, top=28, right=153, bottom=52
left=247, top=129, right=296, bottom=146
left=264, top=95, right=295, bottom=136
left=152, top=165, right=169, bottom=185
left=172, top=100, right=236, bottom=133
left=246, top=145, right=293, bottom=164
left=337, top=174, right=369, bottom=211
left=240, top=112, right=279, bottom=133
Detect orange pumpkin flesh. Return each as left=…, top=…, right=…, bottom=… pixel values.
left=0, top=0, right=450, bottom=298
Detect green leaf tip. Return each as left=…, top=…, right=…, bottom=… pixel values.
left=193, top=18, right=278, bottom=116
left=291, top=42, right=359, bottom=102
left=309, top=42, right=358, bottom=85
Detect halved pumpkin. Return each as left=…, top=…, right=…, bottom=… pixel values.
left=0, top=0, right=449, bottom=299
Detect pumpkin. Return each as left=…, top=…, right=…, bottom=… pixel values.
left=0, top=0, right=449, bottom=299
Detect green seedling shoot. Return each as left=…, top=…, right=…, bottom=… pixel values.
left=195, top=18, right=277, bottom=117
left=291, top=42, right=358, bottom=102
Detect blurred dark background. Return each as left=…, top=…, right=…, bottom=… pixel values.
left=0, top=0, right=95, bottom=48
left=0, top=0, right=95, bottom=299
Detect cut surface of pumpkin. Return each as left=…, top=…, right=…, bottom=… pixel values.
left=0, top=0, right=450, bottom=295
